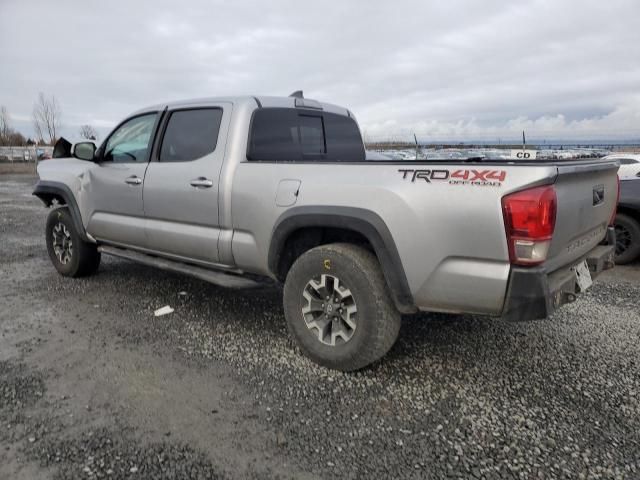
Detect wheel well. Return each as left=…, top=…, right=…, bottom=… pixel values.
left=269, top=208, right=417, bottom=313
left=33, top=181, right=91, bottom=242
left=275, top=227, right=373, bottom=282
left=36, top=192, right=66, bottom=207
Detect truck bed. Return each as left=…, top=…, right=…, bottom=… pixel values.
left=231, top=157, right=618, bottom=316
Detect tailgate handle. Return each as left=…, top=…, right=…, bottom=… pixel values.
left=592, top=185, right=604, bottom=206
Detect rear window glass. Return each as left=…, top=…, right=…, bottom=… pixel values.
left=159, top=108, right=222, bottom=162
left=299, top=115, right=326, bottom=155
left=324, top=112, right=366, bottom=161
left=248, top=108, right=364, bottom=162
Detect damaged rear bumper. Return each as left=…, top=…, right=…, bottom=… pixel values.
left=501, top=227, right=615, bottom=321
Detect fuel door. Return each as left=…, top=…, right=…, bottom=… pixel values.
left=275, top=179, right=301, bottom=207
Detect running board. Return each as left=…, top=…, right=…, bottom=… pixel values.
left=98, top=246, right=262, bottom=289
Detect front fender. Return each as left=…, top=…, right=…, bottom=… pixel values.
left=33, top=180, right=92, bottom=243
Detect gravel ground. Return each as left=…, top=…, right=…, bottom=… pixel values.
left=1, top=174, right=639, bottom=479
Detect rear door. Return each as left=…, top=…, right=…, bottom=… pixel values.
left=85, top=112, right=160, bottom=247
left=142, top=102, right=231, bottom=264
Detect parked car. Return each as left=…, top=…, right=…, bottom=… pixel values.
left=615, top=177, right=640, bottom=264
left=365, top=150, right=393, bottom=161
left=33, top=93, right=617, bottom=371
left=603, top=153, right=640, bottom=179
left=36, top=148, right=51, bottom=160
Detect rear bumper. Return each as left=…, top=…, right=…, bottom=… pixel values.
left=501, top=227, right=615, bottom=321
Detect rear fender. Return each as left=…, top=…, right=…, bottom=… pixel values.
left=269, top=206, right=417, bottom=314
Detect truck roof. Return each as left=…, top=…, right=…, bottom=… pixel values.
left=132, top=95, right=352, bottom=118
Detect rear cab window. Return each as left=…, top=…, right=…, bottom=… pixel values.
left=247, top=108, right=365, bottom=162
left=159, top=108, right=223, bottom=162
left=299, top=115, right=326, bottom=156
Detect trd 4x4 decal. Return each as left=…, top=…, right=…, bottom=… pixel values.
left=398, top=169, right=507, bottom=187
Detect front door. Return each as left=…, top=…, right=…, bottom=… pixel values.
left=85, top=112, right=160, bottom=247
left=142, top=103, right=231, bottom=264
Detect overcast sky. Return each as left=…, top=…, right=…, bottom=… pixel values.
left=1, top=0, right=639, bottom=142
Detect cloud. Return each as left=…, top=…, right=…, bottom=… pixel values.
left=0, top=0, right=639, bottom=141
left=364, top=96, right=640, bottom=141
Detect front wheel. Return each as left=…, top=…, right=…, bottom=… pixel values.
left=614, top=213, right=640, bottom=265
left=283, top=243, right=401, bottom=371
left=45, top=207, right=101, bottom=277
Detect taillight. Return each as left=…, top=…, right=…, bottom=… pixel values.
left=609, top=175, right=620, bottom=226
left=502, top=185, right=557, bottom=266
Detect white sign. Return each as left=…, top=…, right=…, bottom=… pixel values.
left=509, top=149, right=537, bottom=160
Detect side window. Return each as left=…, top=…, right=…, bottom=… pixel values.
left=248, top=108, right=300, bottom=161
left=159, top=108, right=223, bottom=162
left=619, top=158, right=638, bottom=165
left=247, top=108, right=365, bottom=162
left=103, top=113, right=157, bottom=163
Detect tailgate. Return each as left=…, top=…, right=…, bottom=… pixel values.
left=544, top=160, right=618, bottom=272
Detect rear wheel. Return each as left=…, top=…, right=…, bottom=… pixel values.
left=46, top=208, right=101, bottom=277
left=614, top=213, right=640, bottom=265
left=283, top=243, right=401, bottom=371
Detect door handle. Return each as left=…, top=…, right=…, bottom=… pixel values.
left=190, top=177, right=214, bottom=188
left=125, top=175, right=142, bottom=185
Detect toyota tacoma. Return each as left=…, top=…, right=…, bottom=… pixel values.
left=34, top=93, right=618, bottom=371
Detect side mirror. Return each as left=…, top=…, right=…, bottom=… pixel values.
left=73, top=142, right=96, bottom=161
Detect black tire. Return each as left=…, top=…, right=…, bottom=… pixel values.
left=283, top=243, right=401, bottom=371
left=45, top=207, right=101, bottom=277
left=614, top=213, right=640, bottom=265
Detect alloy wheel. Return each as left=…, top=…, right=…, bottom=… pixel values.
left=301, top=274, right=357, bottom=346
left=52, top=222, right=73, bottom=265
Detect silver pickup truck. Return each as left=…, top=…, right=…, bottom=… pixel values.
left=34, top=93, right=618, bottom=371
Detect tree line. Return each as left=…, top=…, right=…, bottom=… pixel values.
left=0, top=93, right=98, bottom=147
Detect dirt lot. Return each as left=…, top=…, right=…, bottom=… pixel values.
left=1, top=174, right=639, bottom=479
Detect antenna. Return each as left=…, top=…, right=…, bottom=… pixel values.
left=289, top=90, right=304, bottom=99
left=522, top=130, right=526, bottom=150
left=413, top=133, right=419, bottom=160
